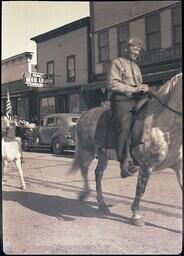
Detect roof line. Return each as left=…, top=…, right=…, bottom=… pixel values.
left=31, top=16, right=90, bottom=43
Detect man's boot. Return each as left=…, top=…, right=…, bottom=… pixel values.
left=120, top=142, right=139, bottom=178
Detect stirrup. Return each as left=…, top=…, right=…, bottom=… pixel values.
left=120, top=159, right=139, bottom=178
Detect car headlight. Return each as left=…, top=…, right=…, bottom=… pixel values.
left=64, top=133, right=72, bottom=139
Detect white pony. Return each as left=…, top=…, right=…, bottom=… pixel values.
left=2, top=115, right=35, bottom=190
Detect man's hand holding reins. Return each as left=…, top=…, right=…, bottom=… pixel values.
left=134, top=84, right=149, bottom=93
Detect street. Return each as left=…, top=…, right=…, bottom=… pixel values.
left=2, top=151, right=182, bottom=254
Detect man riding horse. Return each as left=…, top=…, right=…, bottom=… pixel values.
left=107, top=37, right=149, bottom=178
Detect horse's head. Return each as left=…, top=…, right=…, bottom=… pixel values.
left=148, top=73, right=182, bottom=116
left=162, top=73, right=182, bottom=116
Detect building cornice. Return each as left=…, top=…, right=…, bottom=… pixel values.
left=2, top=52, right=34, bottom=64
left=31, top=17, right=90, bottom=43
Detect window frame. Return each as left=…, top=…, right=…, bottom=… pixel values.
left=98, top=30, right=109, bottom=63
left=67, top=55, right=76, bottom=82
left=117, top=23, right=129, bottom=57
left=146, top=12, right=161, bottom=51
left=46, top=61, right=55, bottom=84
left=171, top=5, right=182, bottom=46
left=40, top=96, right=55, bottom=123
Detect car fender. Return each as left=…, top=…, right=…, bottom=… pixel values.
left=51, top=130, right=68, bottom=145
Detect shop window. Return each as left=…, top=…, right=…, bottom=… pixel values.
left=117, top=24, right=129, bottom=57
left=70, top=94, right=79, bottom=113
left=172, top=5, right=182, bottom=45
left=17, top=97, right=29, bottom=120
left=46, top=61, right=54, bottom=84
left=56, top=95, right=69, bottom=113
left=67, top=55, right=75, bottom=82
left=40, top=97, right=55, bottom=122
left=98, top=31, right=109, bottom=62
left=146, top=13, right=161, bottom=50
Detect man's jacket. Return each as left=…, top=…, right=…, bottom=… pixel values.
left=107, top=57, right=143, bottom=99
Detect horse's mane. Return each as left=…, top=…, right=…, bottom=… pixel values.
left=147, top=73, right=182, bottom=116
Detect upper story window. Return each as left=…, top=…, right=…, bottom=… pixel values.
left=172, top=5, right=182, bottom=45
left=98, top=31, right=109, bottom=62
left=117, top=24, right=129, bottom=57
left=47, top=61, right=54, bottom=83
left=146, top=13, right=161, bottom=50
left=67, top=55, right=75, bottom=82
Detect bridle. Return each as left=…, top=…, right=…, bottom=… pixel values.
left=147, top=89, right=182, bottom=116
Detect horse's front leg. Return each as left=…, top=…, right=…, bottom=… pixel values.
left=131, top=166, right=152, bottom=226
left=95, top=149, right=109, bottom=212
left=170, top=158, right=183, bottom=191
left=15, top=159, right=26, bottom=190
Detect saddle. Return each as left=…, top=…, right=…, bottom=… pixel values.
left=95, top=96, right=150, bottom=149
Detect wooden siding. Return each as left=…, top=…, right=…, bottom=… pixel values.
left=130, top=18, right=146, bottom=49
left=109, top=28, right=118, bottom=60
left=2, top=59, right=30, bottom=84
left=161, top=9, right=172, bottom=48
left=37, top=27, right=88, bottom=90
left=92, top=1, right=180, bottom=32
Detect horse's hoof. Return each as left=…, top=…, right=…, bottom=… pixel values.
left=99, top=204, right=110, bottom=213
left=130, top=217, right=145, bottom=227
left=79, top=191, right=90, bottom=201
left=21, top=186, right=26, bottom=190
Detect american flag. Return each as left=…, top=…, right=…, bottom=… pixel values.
left=6, top=88, right=12, bottom=119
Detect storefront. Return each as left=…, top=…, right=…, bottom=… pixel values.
left=1, top=80, right=37, bottom=122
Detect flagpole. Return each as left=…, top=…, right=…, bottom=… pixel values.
left=6, top=87, right=13, bottom=120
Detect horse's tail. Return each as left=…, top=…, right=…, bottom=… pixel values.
left=68, top=148, right=81, bottom=174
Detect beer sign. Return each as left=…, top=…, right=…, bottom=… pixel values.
left=23, top=72, right=54, bottom=87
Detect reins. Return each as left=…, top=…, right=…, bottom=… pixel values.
left=147, top=90, right=182, bottom=116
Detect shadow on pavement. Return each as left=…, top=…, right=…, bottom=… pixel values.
left=3, top=191, right=182, bottom=234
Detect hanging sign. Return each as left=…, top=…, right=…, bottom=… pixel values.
left=23, top=72, right=54, bottom=87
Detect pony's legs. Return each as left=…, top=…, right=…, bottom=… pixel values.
left=79, top=150, right=94, bottom=201
left=131, top=166, right=152, bottom=226
left=170, top=161, right=183, bottom=190
left=14, top=159, right=26, bottom=190
left=2, top=159, right=8, bottom=186
left=95, top=148, right=109, bottom=211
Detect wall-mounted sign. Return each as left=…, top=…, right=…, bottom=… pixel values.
left=138, top=46, right=182, bottom=66
left=23, top=72, right=54, bottom=87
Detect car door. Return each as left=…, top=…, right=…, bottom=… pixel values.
left=39, top=117, right=56, bottom=145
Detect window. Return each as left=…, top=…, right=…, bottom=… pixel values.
left=117, top=24, right=129, bottom=57
left=56, top=118, right=63, bottom=126
left=69, top=94, right=79, bottom=113
left=56, top=95, right=69, bottom=113
left=17, top=97, right=29, bottom=120
left=172, top=6, right=182, bottom=45
left=40, top=97, right=55, bottom=122
left=47, top=117, right=55, bottom=126
left=67, top=55, right=75, bottom=82
left=46, top=61, right=54, bottom=83
left=146, top=13, right=161, bottom=50
left=98, top=31, right=109, bottom=62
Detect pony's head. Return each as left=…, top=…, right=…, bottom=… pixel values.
left=1, top=115, right=11, bottom=130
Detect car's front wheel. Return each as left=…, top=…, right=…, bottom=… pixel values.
left=52, top=138, right=63, bottom=154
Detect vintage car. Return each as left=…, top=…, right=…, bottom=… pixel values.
left=22, top=113, right=80, bottom=154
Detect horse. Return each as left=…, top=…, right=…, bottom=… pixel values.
left=2, top=115, right=36, bottom=190
left=69, top=73, right=182, bottom=226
